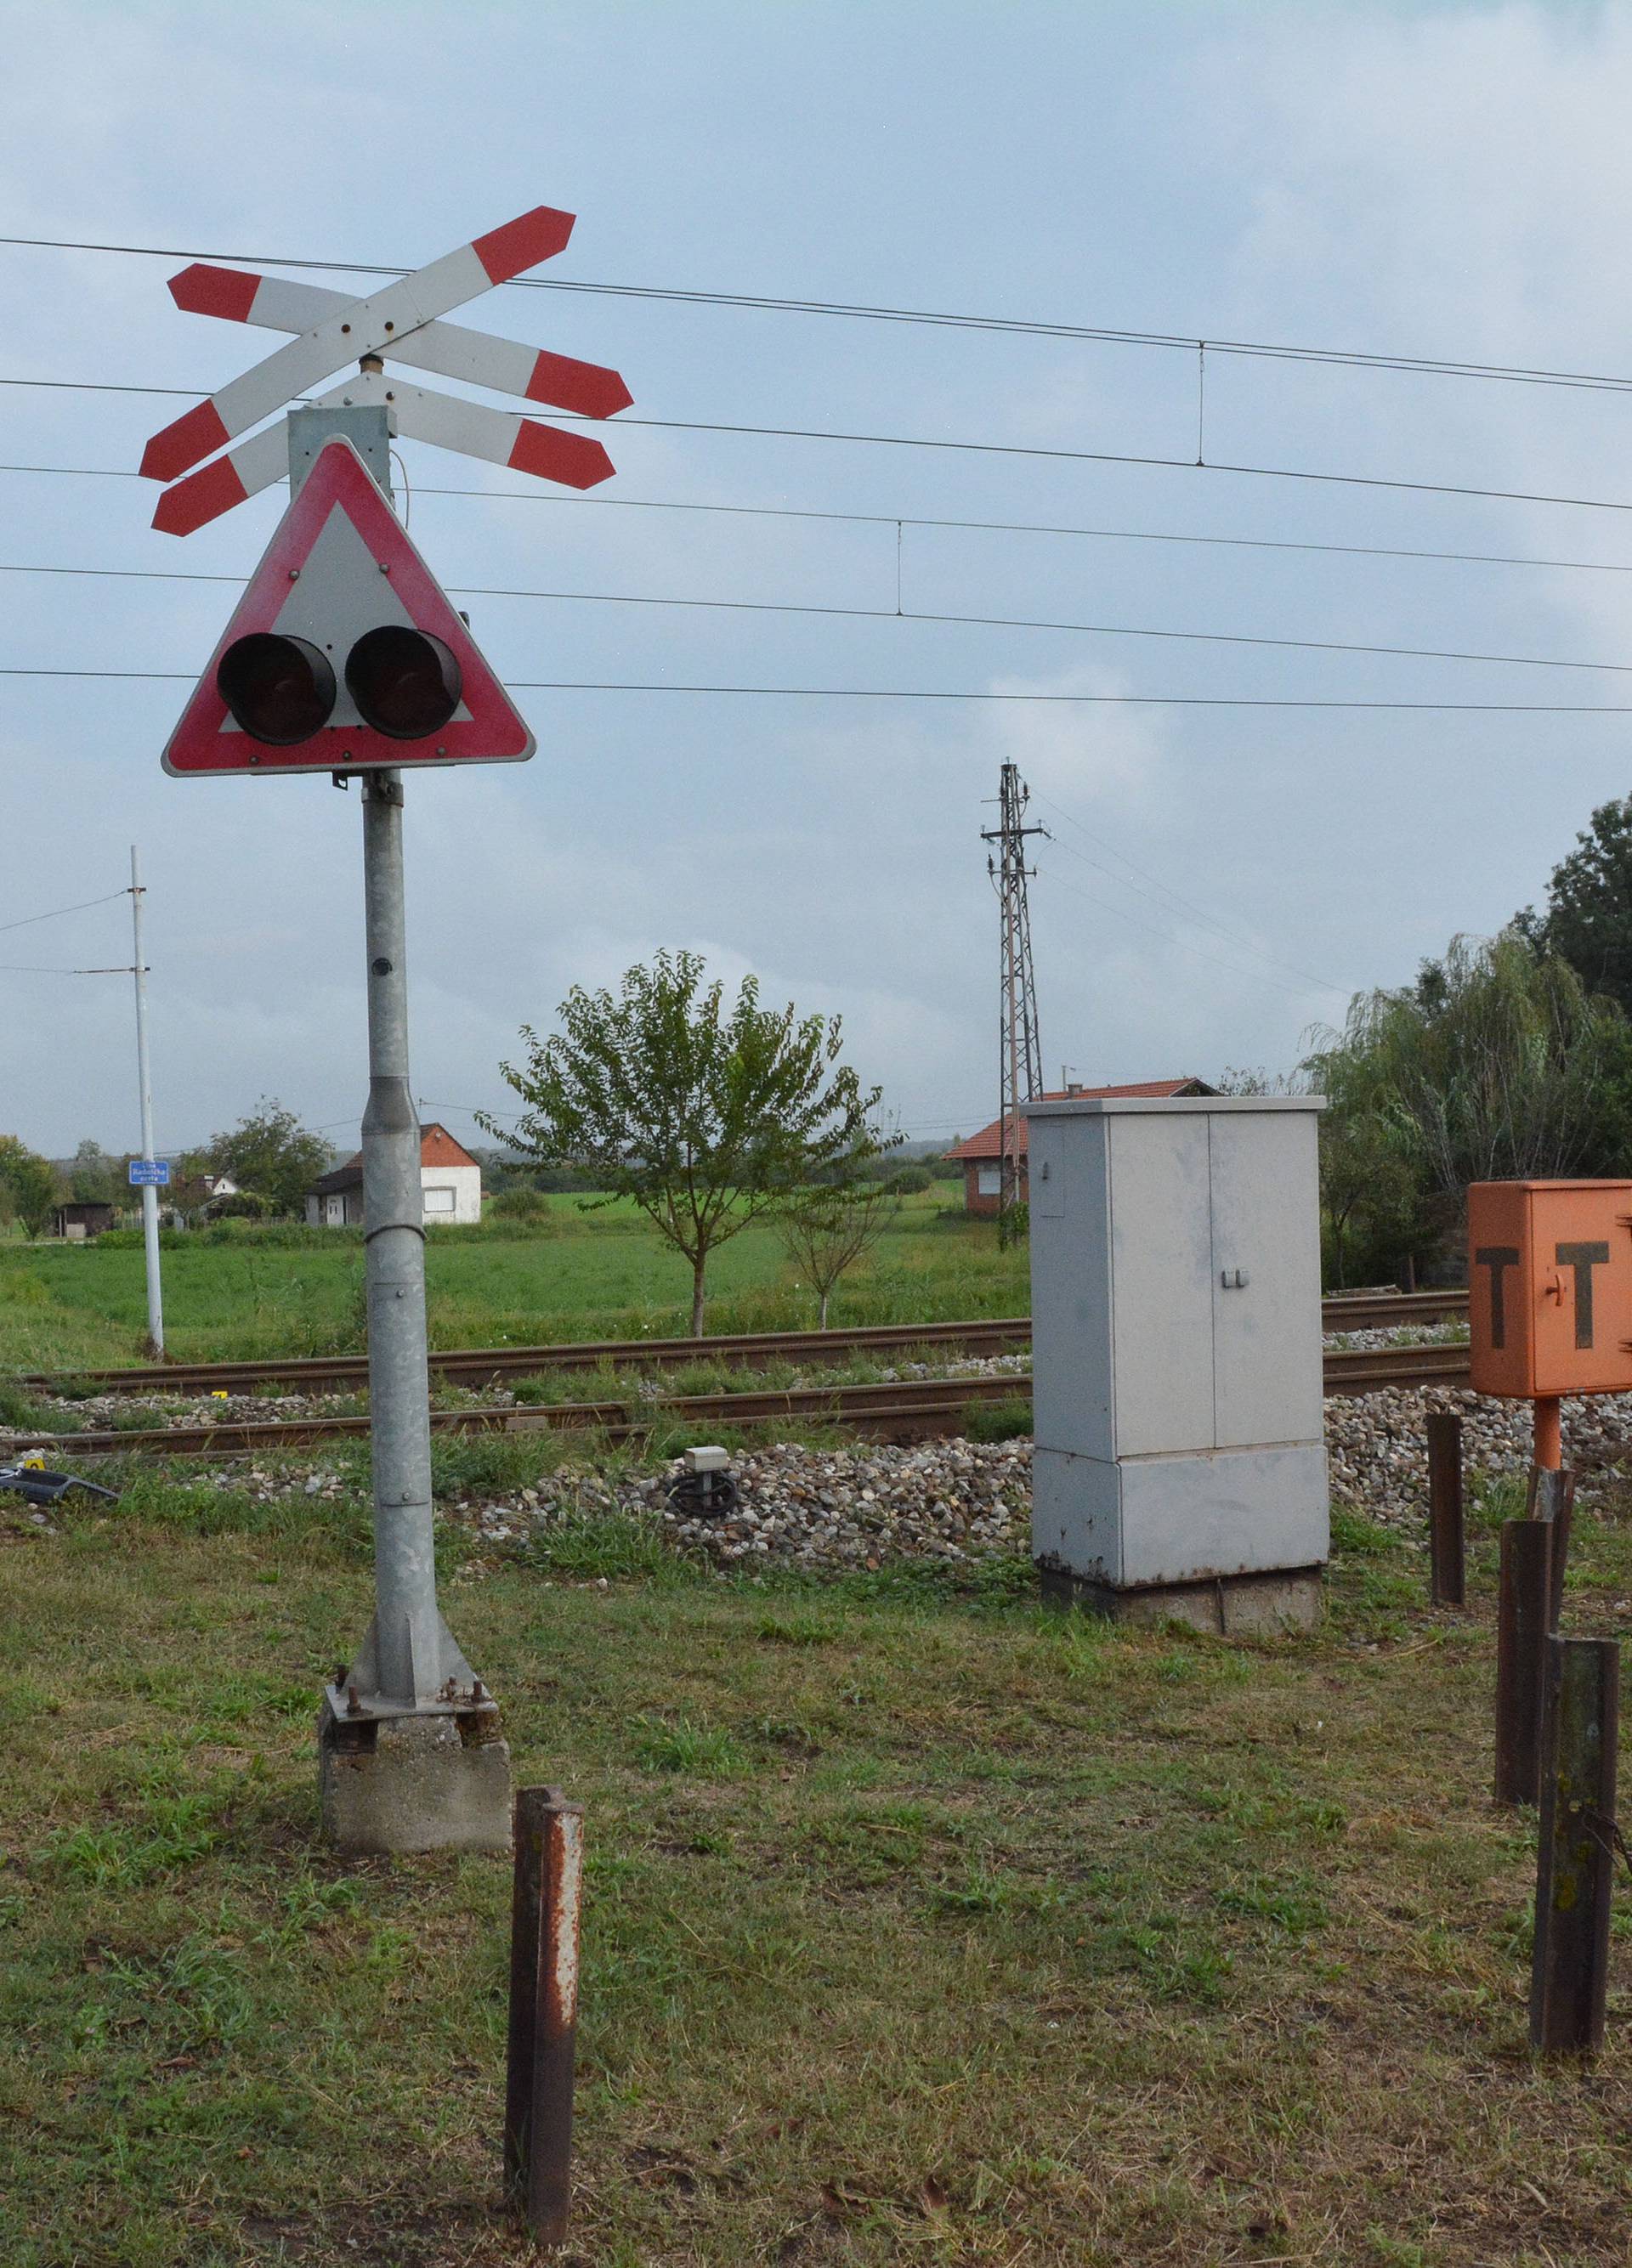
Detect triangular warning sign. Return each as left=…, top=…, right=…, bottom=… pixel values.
left=162, top=436, right=536, bottom=777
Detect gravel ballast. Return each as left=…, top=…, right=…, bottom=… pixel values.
left=14, top=1378, right=1632, bottom=1578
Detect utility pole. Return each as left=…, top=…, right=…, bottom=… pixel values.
left=981, top=763, right=1047, bottom=1247
left=292, top=407, right=507, bottom=1853
left=144, top=203, right=626, bottom=1852
left=128, top=845, right=164, bottom=1355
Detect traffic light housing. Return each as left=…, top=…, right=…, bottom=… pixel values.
left=164, top=435, right=534, bottom=777
left=345, top=627, right=461, bottom=740
left=214, top=627, right=462, bottom=749
left=217, top=633, right=336, bottom=745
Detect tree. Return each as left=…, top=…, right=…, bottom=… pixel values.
left=779, top=1180, right=898, bottom=1327
left=1304, top=933, right=1632, bottom=1270
left=0, top=1136, right=59, bottom=1236
left=205, top=1100, right=332, bottom=1219
left=482, top=950, right=891, bottom=1335
left=69, top=1139, right=116, bottom=1204
left=1517, top=795, right=1632, bottom=1016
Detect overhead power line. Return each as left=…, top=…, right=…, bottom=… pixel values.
left=3, top=457, right=1632, bottom=579
left=0, top=886, right=127, bottom=936
left=11, top=665, right=1632, bottom=714
left=1, top=560, right=1626, bottom=679
left=1035, top=863, right=1334, bottom=1004
left=1035, top=805, right=1344, bottom=993
left=8, top=376, right=1632, bottom=519
left=6, top=229, right=1632, bottom=400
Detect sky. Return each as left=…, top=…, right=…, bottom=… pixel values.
left=4, top=1, right=1632, bottom=1161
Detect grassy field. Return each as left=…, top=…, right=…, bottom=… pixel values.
left=0, top=1191, right=1027, bottom=1372
left=3, top=1447, right=1631, bottom=2266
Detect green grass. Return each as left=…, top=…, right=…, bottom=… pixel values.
left=3, top=1462, right=1632, bottom=2262
left=0, top=1190, right=1025, bottom=1372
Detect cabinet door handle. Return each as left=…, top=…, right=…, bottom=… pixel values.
left=1220, top=1268, right=1249, bottom=1290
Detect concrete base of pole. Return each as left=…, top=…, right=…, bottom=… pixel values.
left=1037, top=1562, right=1323, bottom=1636
left=318, top=1699, right=512, bottom=1854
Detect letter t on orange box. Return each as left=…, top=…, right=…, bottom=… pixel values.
left=1467, top=1180, right=1632, bottom=1398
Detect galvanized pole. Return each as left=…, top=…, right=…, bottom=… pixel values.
left=128, top=845, right=164, bottom=1356
left=296, top=411, right=442, bottom=1705
left=357, top=761, right=444, bottom=1705
left=292, top=409, right=502, bottom=1831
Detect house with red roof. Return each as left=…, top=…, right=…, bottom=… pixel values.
left=946, top=1079, right=1216, bottom=1215
left=305, top=1123, right=483, bottom=1227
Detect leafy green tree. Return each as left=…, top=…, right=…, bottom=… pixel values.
left=779, top=1179, right=898, bottom=1327
left=0, top=1136, right=60, bottom=1236
left=205, top=1100, right=332, bottom=1219
left=1517, top=795, right=1632, bottom=1015
left=1305, top=934, right=1632, bottom=1275
left=483, top=950, right=890, bottom=1334
left=69, top=1139, right=116, bottom=1204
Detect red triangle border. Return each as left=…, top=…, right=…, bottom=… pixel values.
left=162, top=438, right=536, bottom=777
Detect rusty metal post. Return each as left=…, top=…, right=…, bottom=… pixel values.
left=1533, top=1394, right=1562, bottom=1473
left=1495, top=1521, right=1555, bottom=1806
left=1531, top=1637, right=1619, bottom=2055
left=1425, top=1411, right=1465, bottom=1608
left=506, top=1787, right=584, bottom=2246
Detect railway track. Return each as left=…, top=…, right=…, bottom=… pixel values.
left=20, top=1289, right=1467, bottom=1402
left=21, top=1315, right=1031, bottom=1400
left=5, top=1341, right=1470, bottom=1462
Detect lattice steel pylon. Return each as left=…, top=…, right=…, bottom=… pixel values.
left=981, top=763, right=1048, bottom=1246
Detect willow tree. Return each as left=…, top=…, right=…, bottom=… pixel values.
left=1305, top=933, right=1632, bottom=1265
left=483, top=951, right=888, bottom=1335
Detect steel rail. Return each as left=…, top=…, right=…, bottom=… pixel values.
left=21, top=1315, right=1031, bottom=1396
left=4, top=1342, right=1472, bottom=1461
left=19, top=1291, right=1467, bottom=1400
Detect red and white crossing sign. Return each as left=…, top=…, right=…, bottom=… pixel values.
left=162, top=436, right=534, bottom=778
left=142, top=204, right=630, bottom=535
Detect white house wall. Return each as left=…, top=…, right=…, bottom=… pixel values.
left=420, top=1163, right=482, bottom=1224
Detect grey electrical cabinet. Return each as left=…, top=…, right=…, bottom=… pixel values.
left=1024, top=1094, right=1328, bottom=1621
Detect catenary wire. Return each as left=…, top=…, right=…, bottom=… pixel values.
left=0, top=560, right=1626, bottom=679
left=1033, top=787, right=1347, bottom=987
left=10, top=373, right=1632, bottom=519
left=0, top=887, right=128, bottom=936
left=3, top=457, right=1632, bottom=580
left=1035, top=817, right=1345, bottom=993
left=8, top=229, right=1632, bottom=399
left=13, top=665, right=1632, bottom=714
left=1034, top=863, right=1330, bottom=1001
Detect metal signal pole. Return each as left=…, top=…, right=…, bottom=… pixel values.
left=128, top=845, right=164, bottom=1355
left=981, top=763, right=1047, bottom=1246
left=291, top=407, right=506, bottom=1851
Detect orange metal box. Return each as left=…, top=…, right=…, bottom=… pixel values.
left=1467, top=1180, right=1632, bottom=1398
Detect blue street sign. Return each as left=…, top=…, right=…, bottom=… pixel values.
left=128, top=1159, right=171, bottom=1187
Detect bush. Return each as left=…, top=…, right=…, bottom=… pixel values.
left=491, top=1185, right=551, bottom=1224
left=884, top=1164, right=933, bottom=1196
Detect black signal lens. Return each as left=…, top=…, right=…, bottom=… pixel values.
left=217, top=633, right=337, bottom=745
left=345, top=626, right=461, bottom=740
